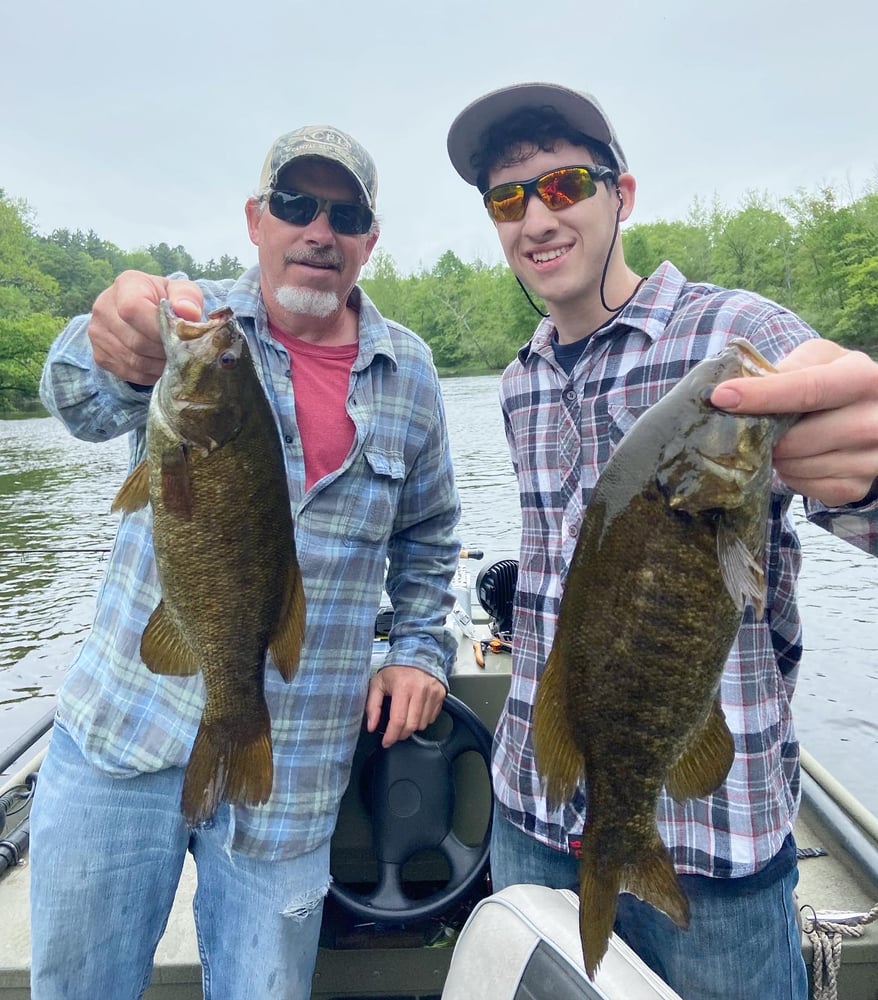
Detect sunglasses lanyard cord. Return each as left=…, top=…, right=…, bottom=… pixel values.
left=515, top=197, right=642, bottom=321
left=516, top=276, right=550, bottom=318
left=598, top=198, right=627, bottom=313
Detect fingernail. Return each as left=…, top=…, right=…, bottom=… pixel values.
left=711, top=386, right=742, bottom=409
left=174, top=298, right=202, bottom=319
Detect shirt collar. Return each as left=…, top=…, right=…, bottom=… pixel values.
left=516, top=260, right=689, bottom=365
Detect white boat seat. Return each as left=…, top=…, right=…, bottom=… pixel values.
left=441, top=884, right=683, bottom=1000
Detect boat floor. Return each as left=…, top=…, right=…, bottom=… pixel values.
left=794, top=788, right=878, bottom=1000
left=1, top=796, right=876, bottom=999
left=1, top=617, right=877, bottom=998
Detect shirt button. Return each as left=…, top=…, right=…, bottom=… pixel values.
left=284, top=434, right=294, bottom=444
left=569, top=524, right=578, bottom=538
left=565, top=390, right=576, bottom=401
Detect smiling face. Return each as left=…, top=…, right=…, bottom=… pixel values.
left=245, top=157, right=378, bottom=340
left=485, top=139, right=636, bottom=340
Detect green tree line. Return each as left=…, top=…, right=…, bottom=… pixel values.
left=2, top=180, right=877, bottom=411
left=360, top=183, right=878, bottom=373
left=0, top=191, right=246, bottom=411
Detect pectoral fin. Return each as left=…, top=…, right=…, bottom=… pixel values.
left=533, top=647, right=584, bottom=806
left=665, top=698, right=735, bottom=801
left=269, top=554, right=306, bottom=682
left=111, top=460, right=150, bottom=513
left=140, top=601, right=200, bottom=676
left=717, top=518, right=767, bottom=617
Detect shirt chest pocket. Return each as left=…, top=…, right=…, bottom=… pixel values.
left=603, top=383, right=664, bottom=452
left=344, top=449, right=406, bottom=545
left=590, top=390, right=644, bottom=466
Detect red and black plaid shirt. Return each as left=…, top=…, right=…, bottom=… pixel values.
left=495, top=260, right=878, bottom=877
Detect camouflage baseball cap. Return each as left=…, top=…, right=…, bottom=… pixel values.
left=257, top=125, right=378, bottom=209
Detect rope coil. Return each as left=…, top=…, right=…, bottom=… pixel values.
left=800, top=903, right=878, bottom=1000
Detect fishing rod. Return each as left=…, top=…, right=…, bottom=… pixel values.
left=0, top=707, right=54, bottom=875
left=0, top=705, right=56, bottom=776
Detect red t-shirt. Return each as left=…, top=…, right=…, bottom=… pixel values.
left=269, top=321, right=357, bottom=491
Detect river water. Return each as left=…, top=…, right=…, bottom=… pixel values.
left=1, top=375, right=876, bottom=812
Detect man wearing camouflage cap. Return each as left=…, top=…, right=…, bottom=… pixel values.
left=31, top=125, right=461, bottom=999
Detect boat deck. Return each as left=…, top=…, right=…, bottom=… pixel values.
left=1, top=620, right=877, bottom=999
left=2, top=802, right=876, bottom=1000
left=794, top=776, right=878, bottom=1000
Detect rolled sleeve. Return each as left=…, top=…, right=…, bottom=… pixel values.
left=39, top=313, right=150, bottom=442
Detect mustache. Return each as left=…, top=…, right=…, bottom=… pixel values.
left=283, top=248, right=344, bottom=269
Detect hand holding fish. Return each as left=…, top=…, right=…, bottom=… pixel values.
left=365, top=665, right=447, bottom=749
left=89, top=270, right=205, bottom=385
left=711, top=340, right=878, bottom=506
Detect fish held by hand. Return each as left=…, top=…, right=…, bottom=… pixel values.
left=533, top=338, right=797, bottom=978
left=112, top=301, right=306, bottom=825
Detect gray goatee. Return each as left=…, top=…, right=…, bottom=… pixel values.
left=274, top=285, right=340, bottom=319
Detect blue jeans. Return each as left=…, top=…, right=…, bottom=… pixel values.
left=30, top=720, right=328, bottom=1000
left=490, top=811, right=808, bottom=1000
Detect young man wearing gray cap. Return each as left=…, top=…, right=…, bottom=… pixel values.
left=31, top=125, right=461, bottom=999
left=447, top=83, right=878, bottom=999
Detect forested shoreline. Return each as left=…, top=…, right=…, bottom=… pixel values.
left=2, top=180, right=877, bottom=412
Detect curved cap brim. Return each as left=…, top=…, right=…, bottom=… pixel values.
left=447, top=82, right=628, bottom=186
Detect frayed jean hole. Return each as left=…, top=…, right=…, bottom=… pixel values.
left=281, top=883, right=329, bottom=923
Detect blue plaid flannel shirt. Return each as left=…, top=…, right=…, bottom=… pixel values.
left=39, top=268, right=461, bottom=859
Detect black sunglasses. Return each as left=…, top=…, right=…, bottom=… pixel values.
left=483, top=164, right=617, bottom=223
left=267, top=189, right=374, bottom=236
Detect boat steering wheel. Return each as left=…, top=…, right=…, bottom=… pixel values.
left=328, top=693, right=493, bottom=923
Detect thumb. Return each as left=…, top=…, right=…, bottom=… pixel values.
left=364, top=675, right=387, bottom=733
left=165, top=278, right=205, bottom=322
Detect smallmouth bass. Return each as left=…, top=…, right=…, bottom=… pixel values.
left=113, top=301, right=306, bottom=825
left=533, top=338, right=797, bottom=978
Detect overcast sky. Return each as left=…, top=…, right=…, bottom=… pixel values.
left=4, top=0, right=876, bottom=278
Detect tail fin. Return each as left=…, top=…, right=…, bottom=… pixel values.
left=180, top=709, right=273, bottom=825
left=578, top=836, right=689, bottom=980
left=624, top=841, right=690, bottom=930
left=578, top=852, right=622, bottom=980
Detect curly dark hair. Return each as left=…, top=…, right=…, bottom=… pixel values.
left=471, top=106, right=616, bottom=193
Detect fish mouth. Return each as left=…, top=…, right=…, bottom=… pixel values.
left=172, top=399, right=215, bottom=411
left=731, top=339, right=779, bottom=378
left=159, top=301, right=236, bottom=343
left=694, top=450, right=757, bottom=477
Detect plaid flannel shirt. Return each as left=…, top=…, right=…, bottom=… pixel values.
left=495, top=261, right=878, bottom=877
left=39, top=268, right=461, bottom=859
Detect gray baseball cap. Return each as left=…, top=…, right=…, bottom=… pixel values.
left=447, top=82, right=628, bottom=186
left=257, top=125, right=378, bottom=208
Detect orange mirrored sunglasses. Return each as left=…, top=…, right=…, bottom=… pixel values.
left=483, top=164, right=617, bottom=223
